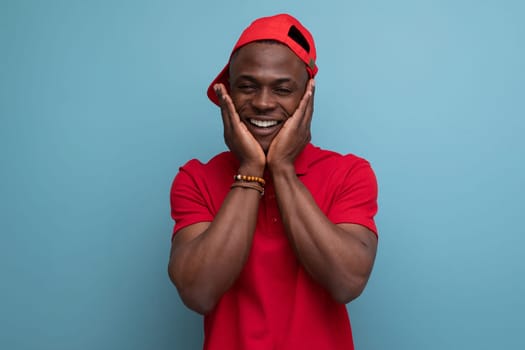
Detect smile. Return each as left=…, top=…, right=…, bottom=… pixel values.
left=249, top=119, right=280, bottom=128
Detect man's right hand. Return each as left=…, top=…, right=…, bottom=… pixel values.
left=214, top=83, right=265, bottom=176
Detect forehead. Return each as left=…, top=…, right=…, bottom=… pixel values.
left=229, top=42, right=308, bottom=82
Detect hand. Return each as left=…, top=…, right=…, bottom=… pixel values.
left=214, top=84, right=266, bottom=175
left=267, top=79, right=315, bottom=172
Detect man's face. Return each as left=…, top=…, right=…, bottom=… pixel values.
left=228, top=42, right=309, bottom=153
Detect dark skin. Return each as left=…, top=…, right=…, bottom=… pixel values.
left=168, top=42, right=377, bottom=314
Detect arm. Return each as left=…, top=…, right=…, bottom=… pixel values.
left=267, top=80, right=378, bottom=303
left=168, top=188, right=260, bottom=315
left=168, top=84, right=265, bottom=314
left=270, top=168, right=377, bottom=303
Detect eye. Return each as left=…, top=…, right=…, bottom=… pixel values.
left=274, top=87, right=292, bottom=96
left=237, top=84, right=257, bottom=94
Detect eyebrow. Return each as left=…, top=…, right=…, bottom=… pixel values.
left=234, top=75, right=295, bottom=85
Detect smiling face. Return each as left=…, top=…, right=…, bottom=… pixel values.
left=228, top=42, right=309, bottom=152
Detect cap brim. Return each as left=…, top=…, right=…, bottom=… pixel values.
left=207, top=64, right=230, bottom=106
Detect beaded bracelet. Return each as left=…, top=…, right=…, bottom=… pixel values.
left=233, top=174, right=266, bottom=187
left=231, top=182, right=265, bottom=196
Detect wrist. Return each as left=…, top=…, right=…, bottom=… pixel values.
left=238, top=163, right=265, bottom=178
left=268, top=161, right=295, bottom=179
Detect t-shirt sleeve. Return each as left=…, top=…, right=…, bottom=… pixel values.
left=327, top=158, right=378, bottom=236
left=170, top=160, right=214, bottom=238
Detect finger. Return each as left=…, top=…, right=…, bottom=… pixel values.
left=221, top=88, right=242, bottom=125
left=289, top=81, right=312, bottom=121
left=216, top=83, right=253, bottom=143
left=303, top=79, right=315, bottom=129
left=290, top=79, right=313, bottom=128
left=215, top=84, right=232, bottom=131
left=217, top=84, right=243, bottom=130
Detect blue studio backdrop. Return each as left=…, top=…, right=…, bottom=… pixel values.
left=1, top=1, right=524, bottom=349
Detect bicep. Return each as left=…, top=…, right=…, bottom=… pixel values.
left=170, top=222, right=211, bottom=257
left=337, top=223, right=378, bottom=259
left=168, top=222, right=211, bottom=286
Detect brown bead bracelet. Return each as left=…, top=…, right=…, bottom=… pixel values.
left=230, top=182, right=265, bottom=196
left=233, top=174, right=266, bottom=187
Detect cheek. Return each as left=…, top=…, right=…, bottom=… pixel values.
left=228, top=91, right=242, bottom=106
left=282, top=95, right=303, bottom=116
left=231, top=95, right=250, bottom=115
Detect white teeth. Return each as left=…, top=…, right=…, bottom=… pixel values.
left=250, top=119, right=279, bottom=128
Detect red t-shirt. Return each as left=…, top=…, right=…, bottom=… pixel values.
left=171, top=143, right=378, bottom=350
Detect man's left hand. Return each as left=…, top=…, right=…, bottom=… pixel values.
left=267, top=79, right=315, bottom=171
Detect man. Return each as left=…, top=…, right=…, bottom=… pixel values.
left=168, top=14, right=378, bottom=350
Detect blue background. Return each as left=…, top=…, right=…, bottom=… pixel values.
left=1, top=1, right=524, bottom=349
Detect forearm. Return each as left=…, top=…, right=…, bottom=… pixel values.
left=271, top=165, right=376, bottom=303
left=170, top=82, right=269, bottom=314
left=169, top=182, right=261, bottom=314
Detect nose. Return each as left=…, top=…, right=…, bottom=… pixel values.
left=251, top=87, right=276, bottom=112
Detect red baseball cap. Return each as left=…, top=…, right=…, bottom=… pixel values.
left=207, top=13, right=318, bottom=106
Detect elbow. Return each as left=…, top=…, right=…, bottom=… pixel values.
left=329, top=275, right=369, bottom=304
left=167, top=263, right=218, bottom=315
left=178, top=288, right=218, bottom=315
left=331, top=288, right=364, bottom=305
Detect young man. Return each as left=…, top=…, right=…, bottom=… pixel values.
left=169, top=14, right=378, bottom=350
